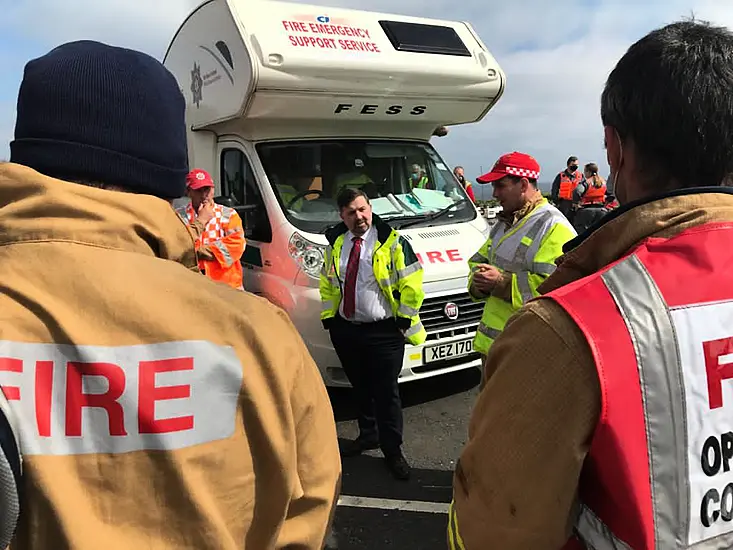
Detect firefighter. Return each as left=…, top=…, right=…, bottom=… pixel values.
left=468, top=152, right=576, bottom=379
left=177, top=169, right=246, bottom=290
left=2, top=40, right=340, bottom=550
left=450, top=20, right=733, bottom=549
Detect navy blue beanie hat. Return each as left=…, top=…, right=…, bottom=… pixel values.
left=10, top=40, right=188, bottom=199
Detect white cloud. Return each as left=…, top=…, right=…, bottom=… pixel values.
left=2, top=0, right=733, bottom=194
left=0, top=1, right=201, bottom=58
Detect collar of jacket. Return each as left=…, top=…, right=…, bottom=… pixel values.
left=539, top=186, right=733, bottom=294
left=0, top=163, right=199, bottom=270
left=497, top=194, right=546, bottom=227
left=325, top=213, right=393, bottom=246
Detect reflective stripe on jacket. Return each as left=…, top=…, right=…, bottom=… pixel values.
left=558, top=171, right=583, bottom=201
left=548, top=221, right=733, bottom=549
left=177, top=203, right=246, bottom=290
left=319, top=215, right=426, bottom=346
left=467, top=199, right=575, bottom=355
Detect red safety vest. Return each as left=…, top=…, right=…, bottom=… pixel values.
left=581, top=179, right=607, bottom=205
left=605, top=197, right=620, bottom=211
left=558, top=170, right=583, bottom=200
left=546, top=221, right=733, bottom=549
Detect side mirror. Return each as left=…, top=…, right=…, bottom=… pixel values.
left=214, top=195, right=236, bottom=208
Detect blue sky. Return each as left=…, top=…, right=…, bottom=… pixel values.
left=1, top=0, right=731, bottom=201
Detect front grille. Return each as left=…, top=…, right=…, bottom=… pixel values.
left=418, top=228, right=460, bottom=239
left=420, top=292, right=484, bottom=341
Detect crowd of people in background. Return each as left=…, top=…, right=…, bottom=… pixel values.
left=452, top=154, right=620, bottom=235
left=4, top=14, right=733, bottom=550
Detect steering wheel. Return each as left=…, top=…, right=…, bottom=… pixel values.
left=286, top=189, right=324, bottom=209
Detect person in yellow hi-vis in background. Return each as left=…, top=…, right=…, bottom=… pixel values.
left=467, top=152, right=576, bottom=384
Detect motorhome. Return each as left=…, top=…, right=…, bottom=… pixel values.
left=164, top=0, right=506, bottom=387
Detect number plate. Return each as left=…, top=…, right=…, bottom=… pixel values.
left=423, top=339, right=474, bottom=363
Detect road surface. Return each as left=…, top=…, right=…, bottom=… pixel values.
left=326, top=367, right=482, bottom=549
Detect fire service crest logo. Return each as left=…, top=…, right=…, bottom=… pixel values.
left=190, top=62, right=203, bottom=108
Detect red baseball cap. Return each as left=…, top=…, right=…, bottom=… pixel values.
left=186, top=169, right=215, bottom=190
left=476, top=152, right=541, bottom=183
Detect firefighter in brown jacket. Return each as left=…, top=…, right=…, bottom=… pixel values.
left=1, top=40, right=340, bottom=550
left=450, top=21, right=733, bottom=549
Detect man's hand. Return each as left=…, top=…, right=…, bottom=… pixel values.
left=197, top=199, right=215, bottom=225
left=472, top=264, right=504, bottom=293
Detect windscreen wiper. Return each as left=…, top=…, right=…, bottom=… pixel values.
left=397, top=199, right=469, bottom=230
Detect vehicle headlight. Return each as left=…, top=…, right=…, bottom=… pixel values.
left=288, top=232, right=325, bottom=280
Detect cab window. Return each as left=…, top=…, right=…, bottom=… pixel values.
left=220, top=148, right=272, bottom=243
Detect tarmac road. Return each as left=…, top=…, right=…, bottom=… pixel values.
left=326, top=367, right=482, bottom=550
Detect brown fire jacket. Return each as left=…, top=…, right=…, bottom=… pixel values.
left=0, top=163, right=340, bottom=550
left=451, top=189, right=733, bottom=548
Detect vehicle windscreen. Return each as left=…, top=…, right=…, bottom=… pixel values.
left=256, top=140, right=476, bottom=234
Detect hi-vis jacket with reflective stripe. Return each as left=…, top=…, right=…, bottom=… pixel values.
left=412, top=176, right=430, bottom=189
left=544, top=221, right=733, bottom=550
left=176, top=203, right=246, bottom=290
left=468, top=199, right=575, bottom=355
left=320, top=215, right=426, bottom=346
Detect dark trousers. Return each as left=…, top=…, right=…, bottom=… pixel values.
left=557, top=199, right=575, bottom=223
left=573, top=204, right=608, bottom=234
left=329, top=315, right=405, bottom=456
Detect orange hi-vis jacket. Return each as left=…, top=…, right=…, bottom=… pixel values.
left=581, top=179, right=607, bottom=205
left=178, top=203, right=246, bottom=290
left=559, top=170, right=583, bottom=201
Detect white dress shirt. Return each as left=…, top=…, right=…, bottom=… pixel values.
left=338, top=225, right=393, bottom=323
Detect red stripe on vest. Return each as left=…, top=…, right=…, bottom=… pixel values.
left=634, top=221, right=733, bottom=307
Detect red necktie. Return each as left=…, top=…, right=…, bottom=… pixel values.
left=342, top=236, right=362, bottom=319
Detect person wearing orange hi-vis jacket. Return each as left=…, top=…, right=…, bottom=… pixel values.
left=177, top=169, right=246, bottom=290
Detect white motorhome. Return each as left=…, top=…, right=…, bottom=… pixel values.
left=164, top=0, right=506, bottom=387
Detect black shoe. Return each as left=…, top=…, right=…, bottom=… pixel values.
left=340, top=437, right=379, bottom=457
left=384, top=452, right=411, bottom=481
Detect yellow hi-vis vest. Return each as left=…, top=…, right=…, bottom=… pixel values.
left=412, top=176, right=430, bottom=189
left=468, top=199, right=576, bottom=355
left=319, top=216, right=427, bottom=346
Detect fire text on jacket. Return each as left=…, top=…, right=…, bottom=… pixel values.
left=687, top=332, right=733, bottom=536
left=699, top=432, right=733, bottom=528
left=0, top=341, right=243, bottom=456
